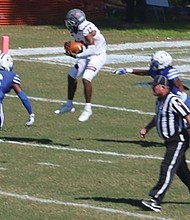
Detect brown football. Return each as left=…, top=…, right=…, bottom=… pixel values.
left=69, top=42, right=84, bottom=54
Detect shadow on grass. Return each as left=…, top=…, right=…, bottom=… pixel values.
left=96, top=139, right=164, bottom=148
left=75, top=196, right=190, bottom=211
left=75, top=137, right=164, bottom=148
left=75, top=196, right=144, bottom=209
left=0, top=137, right=69, bottom=147
left=163, top=201, right=190, bottom=205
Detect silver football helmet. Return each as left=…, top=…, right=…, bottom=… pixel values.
left=150, top=51, right=172, bottom=71
left=65, top=9, right=86, bottom=33
left=0, top=53, right=14, bottom=71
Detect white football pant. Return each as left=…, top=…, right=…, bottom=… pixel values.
left=69, top=53, right=107, bottom=82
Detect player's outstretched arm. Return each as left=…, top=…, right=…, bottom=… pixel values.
left=113, top=68, right=149, bottom=76
left=12, top=83, right=35, bottom=126
left=113, top=68, right=133, bottom=75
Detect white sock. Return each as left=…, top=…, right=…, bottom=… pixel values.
left=84, top=103, right=92, bottom=111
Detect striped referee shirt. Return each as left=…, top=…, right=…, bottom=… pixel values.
left=155, top=92, right=190, bottom=140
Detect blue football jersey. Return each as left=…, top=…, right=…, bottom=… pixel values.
left=0, top=69, right=21, bottom=99
left=149, top=66, right=179, bottom=94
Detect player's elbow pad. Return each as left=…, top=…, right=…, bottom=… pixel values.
left=76, top=45, right=96, bottom=58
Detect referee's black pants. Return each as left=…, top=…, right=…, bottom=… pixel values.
left=149, top=130, right=190, bottom=205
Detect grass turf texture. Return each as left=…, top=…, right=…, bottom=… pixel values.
left=0, top=19, right=190, bottom=220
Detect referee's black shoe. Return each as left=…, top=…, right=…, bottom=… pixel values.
left=141, top=198, right=161, bottom=212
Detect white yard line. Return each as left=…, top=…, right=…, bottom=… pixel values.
left=36, top=162, right=60, bottom=167
left=0, top=190, right=173, bottom=220
left=0, top=139, right=171, bottom=161
left=1, top=139, right=190, bottom=164
left=6, top=94, right=155, bottom=116
left=88, top=159, right=112, bottom=163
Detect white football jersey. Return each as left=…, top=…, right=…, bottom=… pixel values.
left=71, top=20, right=107, bottom=55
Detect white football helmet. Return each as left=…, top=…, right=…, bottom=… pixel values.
left=0, top=53, right=14, bottom=71
left=150, top=51, right=172, bottom=71
left=65, top=9, right=86, bottom=33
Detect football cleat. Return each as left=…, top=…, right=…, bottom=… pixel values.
left=26, top=113, right=35, bottom=126
left=54, top=104, right=75, bottom=115
left=141, top=199, right=161, bottom=212
left=78, top=109, right=92, bottom=122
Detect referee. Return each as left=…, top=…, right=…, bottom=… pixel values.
left=140, top=75, right=190, bottom=212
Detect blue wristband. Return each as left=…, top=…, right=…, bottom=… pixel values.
left=17, top=91, right=32, bottom=114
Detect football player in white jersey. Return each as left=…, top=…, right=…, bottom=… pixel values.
left=55, top=8, right=107, bottom=122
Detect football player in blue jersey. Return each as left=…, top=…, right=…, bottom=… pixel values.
left=114, top=50, right=190, bottom=108
left=0, top=53, right=35, bottom=127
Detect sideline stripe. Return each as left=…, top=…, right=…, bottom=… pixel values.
left=107, top=40, right=190, bottom=51
left=10, top=41, right=190, bottom=74
left=0, top=190, right=172, bottom=220
left=6, top=94, right=155, bottom=116
left=9, top=40, right=190, bottom=55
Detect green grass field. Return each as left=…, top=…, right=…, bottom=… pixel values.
left=0, top=20, right=190, bottom=220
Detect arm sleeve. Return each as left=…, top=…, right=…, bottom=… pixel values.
left=17, top=91, right=32, bottom=114
left=167, top=68, right=179, bottom=80
left=76, top=45, right=96, bottom=58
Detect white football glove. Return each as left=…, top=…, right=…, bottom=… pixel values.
left=113, top=68, right=133, bottom=75
left=26, top=113, right=35, bottom=126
